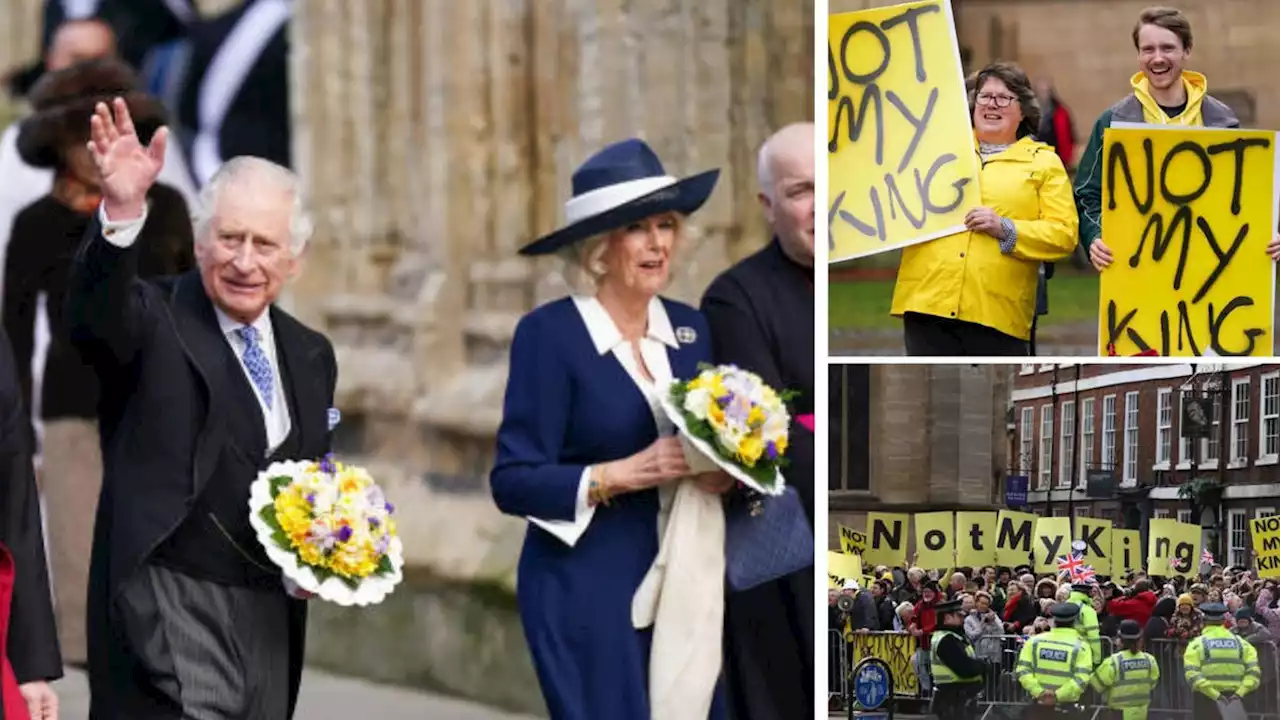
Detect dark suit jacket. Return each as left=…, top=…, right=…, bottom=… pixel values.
left=701, top=238, right=815, bottom=720
left=0, top=326, right=61, bottom=702
left=66, top=220, right=337, bottom=720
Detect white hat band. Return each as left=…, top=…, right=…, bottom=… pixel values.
left=563, top=175, right=678, bottom=225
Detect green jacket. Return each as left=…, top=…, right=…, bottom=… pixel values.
left=1071, top=93, right=1238, bottom=251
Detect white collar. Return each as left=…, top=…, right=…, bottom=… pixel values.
left=214, top=305, right=274, bottom=345
left=571, top=295, right=678, bottom=355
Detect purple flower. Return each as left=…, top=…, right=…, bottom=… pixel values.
left=385, top=502, right=395, bottom=514
left=765, top=441, right=778, bottom=460
left=369, top=517, right=381, bottom=529
left=306, top=493, right=316, bottom=506
left=375, top=535, right=390, bottom=555
left=717, top=393, right=733, bottom=407
left=319, top=453, right=336, bottom=475
left=335, top=525, right=353, bottom=543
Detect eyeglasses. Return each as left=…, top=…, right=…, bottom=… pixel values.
left=976, top=93, right=1018, bottom=109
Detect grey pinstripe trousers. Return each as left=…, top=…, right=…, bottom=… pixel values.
left=117, top=564, right=291, bottom=719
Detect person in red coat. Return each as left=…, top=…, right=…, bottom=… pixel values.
left=1106, top=579, right=1159, bottom=628
left=1, top=325, right=62, bottom=719
left=1034, top=77, right=1076, bottom=170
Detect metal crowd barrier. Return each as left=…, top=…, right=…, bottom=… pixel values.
left=827, top=628, right=1280, bottom=718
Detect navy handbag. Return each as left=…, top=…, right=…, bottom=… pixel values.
left=724, top=485, right=814, bottom=592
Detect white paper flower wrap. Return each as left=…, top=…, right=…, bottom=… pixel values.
left=247, top=459, right=406, bottom=607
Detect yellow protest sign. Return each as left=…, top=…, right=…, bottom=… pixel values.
left=1111, top=530, right=1142, bottom=578
left=1075, top=517, right=1113, bottom=575
left=955, top=511, right=997, bottom=568
left=865, top=512, right=910, bottom=568
left=995, top=510, right=1036, bottom=567
left=1148, top=519, right=1201, bottom=578
left=1099, top=126, right=1277, bottom=356
left=827, top=0, right=980, bottom=262
left=914, top=512, right=956, bottom=568
left=847, top=633, right=920, bottom=695
left=824, top=548, right=865, bottom=589
left=1250, top=514, right=1280, bottom=579
left=1034, top=517, right=1073, bottom=573
left=840, top=524, right=867, bottom=555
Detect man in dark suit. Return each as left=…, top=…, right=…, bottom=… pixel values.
left=701, top=122, right=815, bottom=720
left=0, top=327, right=60, bottom=720
left=69, top=97, right=337, bottom=719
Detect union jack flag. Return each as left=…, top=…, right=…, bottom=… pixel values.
left=1057, top=553, right=1084, bottom=577
left=1072, top=565, right=1097, bottom=584
left=1202, top=549, right=1215, bottom=565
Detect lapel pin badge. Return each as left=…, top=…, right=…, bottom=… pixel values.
left=676, top=326, right=697, bottom=344
left=327, top=407, right=341, bottom=431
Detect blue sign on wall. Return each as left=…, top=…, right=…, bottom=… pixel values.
left=1006, top=475, right=1029, bottom=507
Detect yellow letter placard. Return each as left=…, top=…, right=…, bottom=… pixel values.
left=827, top=0, right=980, bottom=262
left=1111, top=529, right=1142, bottom=578
left=1251, top=514, right=1280, bottom=579
left=1148, top=519, right=1201, bottom=578
left=914, top=512, right=956, bottom=569
left=955, top=511, right=997, bottom=568
left=840, top=524, right=867, bottom=556
left=1099, top=126, right=1277, bottom=356
left=865, top=512, right=910, bottom=568
left=1034, top=517, right=1073, bottom=573
left=995, top=510, right=1037, bottom=567
left=829, top=551, right=866, bottom=588
left=1075, top=516, right=1113, bottom=576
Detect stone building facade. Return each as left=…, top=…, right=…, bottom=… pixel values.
left=1010, top=363, right=1280, bottom=571
left=829, top=364, right=1013, bottom=551
left=831, top=0, right=1280, bottom=159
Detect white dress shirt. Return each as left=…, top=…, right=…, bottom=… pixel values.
left=100, top=204, right=291, bottom=454
left=527, top=295, right=679, bottom=547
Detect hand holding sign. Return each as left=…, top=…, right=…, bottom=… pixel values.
left=1090, top=237, right=1115, bottom=271
left=964, top=207, right=1003, bottom=237
left=1268, top=233, right=1280, bottom=262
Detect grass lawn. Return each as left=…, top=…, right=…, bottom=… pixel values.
left=830, top=270, right=1101, bottom=330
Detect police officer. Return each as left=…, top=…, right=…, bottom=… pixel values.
left=1184, top=602, right=1261, bottom=719
left=1090, top=619, right=1158, bottom=720
left=1067, top=580, right=1103, bottom=666
left=930, top=598, right=989, bottom=720
left=1016, top=603, right=1094, bottom=719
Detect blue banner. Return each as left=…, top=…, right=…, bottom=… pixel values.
left=1006, top=475, right=1029, bottom=507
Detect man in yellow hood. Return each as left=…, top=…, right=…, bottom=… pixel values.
left=1072, top=6, right=1274, bottom=272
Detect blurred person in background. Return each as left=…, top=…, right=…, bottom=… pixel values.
left=174, top=0, right=293, bottom=187
left=702, top=122, right=815, bottom=720
left=0, top=326, right=61, bottom=720
left=890, top=62, right=1077, bottom=356
left=1035, top=76, right=1076, bottom=170
left=2, top=57, right=195, bottom=668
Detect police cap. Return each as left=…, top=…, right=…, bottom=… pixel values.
left=1049, top=602, right=1081, bottom=622
left=1201, top=602, right=1229, bottom=621
left=934, top=599, right=965, bottom=616
left=1118, top=619, right=1143, bottom=639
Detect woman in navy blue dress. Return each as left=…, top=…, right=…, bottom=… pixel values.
left=491, top=138, right=734, bottom=720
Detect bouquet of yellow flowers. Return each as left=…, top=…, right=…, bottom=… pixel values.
left=248, top=454, right=404, bottom=606
left=660, top=363, right=794, bottom=496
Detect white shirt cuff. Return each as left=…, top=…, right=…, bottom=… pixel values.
left=527, top=466, right=598, bottom=548
left=99, top=202, right=149, bottom=248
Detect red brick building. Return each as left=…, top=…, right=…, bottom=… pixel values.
left=1010, top=364, right=1280, bottom=569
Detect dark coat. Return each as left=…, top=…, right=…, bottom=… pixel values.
left=702, top=239, right=814, bottom=720
left=66, top=220, right=337, bottom=719
left=0, top=325, right=62, bottom=718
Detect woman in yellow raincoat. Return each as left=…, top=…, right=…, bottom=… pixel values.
left=891, top=61, right=1077, bottom=356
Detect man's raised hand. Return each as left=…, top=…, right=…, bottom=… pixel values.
left=88, top=97, right=167, bottom=220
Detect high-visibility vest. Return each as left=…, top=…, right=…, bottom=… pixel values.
left=1017, top=629, right=1087, bottom=694
left=1184, top=626, right=1262, bottom=697
left=930, top=629, right=981, bottom=685
left=1095, top=650, right=1158, bottom=708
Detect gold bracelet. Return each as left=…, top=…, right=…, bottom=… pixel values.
left=589, top=465, right=612, bottom=507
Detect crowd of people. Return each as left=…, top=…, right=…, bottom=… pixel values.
left=828, top=561, right=1278, bottom=716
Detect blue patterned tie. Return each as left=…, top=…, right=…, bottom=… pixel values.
left=237, top=325, right=274, bottom=410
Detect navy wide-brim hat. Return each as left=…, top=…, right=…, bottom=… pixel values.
left=519, top=137, right=720, bottom=257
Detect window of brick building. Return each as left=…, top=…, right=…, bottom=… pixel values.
left=1102, top=395, right=1117, bottom=470
left=1059, top=401, right=1075, bottom=488
left=831, top=365, right=869, bottom=492
left=1123, top=392, right=1139, bottom=485
left=1231, top=378, right=1251, bottom=466
left=1156, top=388, right=1172, bottom=467
left=1079, top=398, right=1095, bottom=489
left=1020, top=407, right=1035, bottom=475
left=1260, top=372, right=1279, bottom=462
